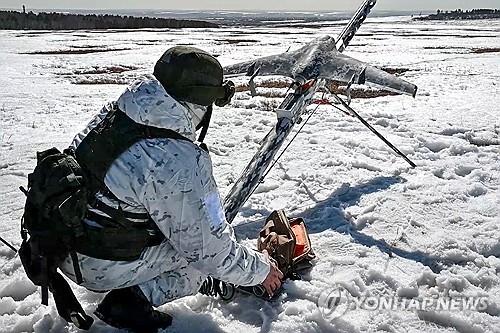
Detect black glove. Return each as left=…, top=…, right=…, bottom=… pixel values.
left=215, top=80, right=235, bottom=107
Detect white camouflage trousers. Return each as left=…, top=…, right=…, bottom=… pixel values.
left=61, top=240, right=207, bottom=307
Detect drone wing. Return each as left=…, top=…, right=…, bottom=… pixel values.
left=225, top=47, right=417, bottom=97
left=363, top=66, right=417, bottom=97
left=315, top=51, right=418, bottom=97
left=224, top=50, right=299, bottom=77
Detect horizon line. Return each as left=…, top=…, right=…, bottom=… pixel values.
left=2, top=7, right=496, bottom=13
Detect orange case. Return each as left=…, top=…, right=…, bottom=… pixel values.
left=289, top=217, right=314, bottom=262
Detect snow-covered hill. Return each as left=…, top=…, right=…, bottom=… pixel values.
left=1, top=17, right=499, bottom=333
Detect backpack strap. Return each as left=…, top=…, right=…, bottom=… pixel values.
left=73, top=104, right=193, bottom=261
left=91, top=198, right=150, bottom=223
left=197, top=104, right=213, bottom=143
left=75, top=102, right=191, bottom=223
left=50, top=272, right=94, bottom=329
left=75, top=103, right=192, bottom=196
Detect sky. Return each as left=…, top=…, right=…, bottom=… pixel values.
left=0, top=0, right=498, bottom=11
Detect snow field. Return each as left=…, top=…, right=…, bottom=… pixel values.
left=1, top=17, right=499, bottom=332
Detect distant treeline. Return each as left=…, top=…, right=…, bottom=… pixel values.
left=0, top=10, right=219, bottom=30
left=416, top=9, right=500, bottom=21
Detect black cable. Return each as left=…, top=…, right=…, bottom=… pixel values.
left=260, top=101, right=323, bottom=182
left=0, top=235, right=18, bottom=253
left=199, top=277, right=236, bottom=301
left=197, top=105, right=213, bottom=143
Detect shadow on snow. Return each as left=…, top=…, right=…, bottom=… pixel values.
left=236, top=176, right=445, bottom=273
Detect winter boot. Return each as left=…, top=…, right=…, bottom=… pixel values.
left=94, top=286, right=172, bottom=333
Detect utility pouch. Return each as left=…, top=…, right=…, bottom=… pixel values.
left=257, top=210, right=315, bottom=279
left=199, top=210, right=316, bottom=301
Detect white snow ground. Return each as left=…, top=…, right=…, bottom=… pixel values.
left=0, top=17, right=499, bottom=333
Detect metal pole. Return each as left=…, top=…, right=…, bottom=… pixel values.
left=334, top=94, right=417, bottom=168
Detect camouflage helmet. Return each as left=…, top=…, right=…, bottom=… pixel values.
left=153, top=46, right=227, bottom=106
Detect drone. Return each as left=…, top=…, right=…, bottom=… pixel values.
left=221, top=0, right=418, bottom=223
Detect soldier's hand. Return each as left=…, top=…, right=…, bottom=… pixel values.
left=261, top=250, right=284, bottom=297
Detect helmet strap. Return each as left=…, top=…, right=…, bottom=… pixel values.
left=197, top=105, right=213, bottom=143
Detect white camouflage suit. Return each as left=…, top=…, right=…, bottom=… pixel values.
left=59, top=77, right=270, bottom=306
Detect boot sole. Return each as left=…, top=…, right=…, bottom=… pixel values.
left=94, top=309, right=172, bottom=333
